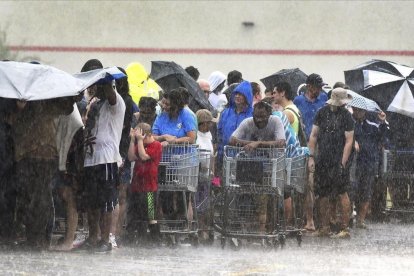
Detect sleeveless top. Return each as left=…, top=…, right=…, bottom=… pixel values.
left=284, top=103, right=300, bottom=135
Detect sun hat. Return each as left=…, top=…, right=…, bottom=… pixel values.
left=327, top=88, right=353, bottom=106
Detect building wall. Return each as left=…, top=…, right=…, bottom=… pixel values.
left=1, top=0, right=413, bottom=87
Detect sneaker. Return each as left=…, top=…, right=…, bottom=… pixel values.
left=109, top=233, right=118, bottom=249
left=356, top=221, right=368, bottom=229
left=72, top=239, right=94, bottom=251
left=94, top=241, right=112, bottom=254
left=310, top=228, right=331, bottom=237
left=330, top=228, right=351, bottom=239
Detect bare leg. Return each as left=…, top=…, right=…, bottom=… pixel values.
left=87, top=208, right=100, bottom=244
left=318, top=197, right=330, bottom=232
left=339, top=192, right=351, bottom=229
left=110, top=204, right=119, bottom=235
left=284, top=197, right=293, bottom=226
left=101, top=211, right=113, bottom=244
left=54, top=186, right=78, bottom=251
left=304, top=172, right=315, bottom=230
left=116, top=185, right=127, bottom=237
left=358, top=201, right=369, bottom=224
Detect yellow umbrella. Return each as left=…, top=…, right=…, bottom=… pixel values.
left=126, top=62, right=160, bottom=104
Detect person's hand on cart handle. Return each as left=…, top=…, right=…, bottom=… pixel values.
left=243, top=141, right=260, bottom=151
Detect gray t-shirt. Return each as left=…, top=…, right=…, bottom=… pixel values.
left=231, top=116, right=285, bottom=142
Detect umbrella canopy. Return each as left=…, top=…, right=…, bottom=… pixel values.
left=150, top=61, right=216, bottom=115
left=346, top=89, right=382, bottom=113
left=0, top=61, right=125, bottom=101
left=344, top=59, right=414, bottom=118
left=260, top=68, right=308, bottom=96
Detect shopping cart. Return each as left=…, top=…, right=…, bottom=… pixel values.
left=285, top=154, right=308, bottom=245
left=382, top=149, right=414, bottom=219
left=157, top=144, right=200, bottom=246
left=213, top=146, right=286, bottom=249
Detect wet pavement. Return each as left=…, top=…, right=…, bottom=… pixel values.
left=1, top=221, right=414, bottom=275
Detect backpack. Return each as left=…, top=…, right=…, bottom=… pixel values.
left=285, top=107, right=308, bottom=147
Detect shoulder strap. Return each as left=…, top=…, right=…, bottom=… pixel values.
left=285, top=107, right=301, bottom=120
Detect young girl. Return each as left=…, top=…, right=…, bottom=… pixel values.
left=127, top=123, right=162, bottom=245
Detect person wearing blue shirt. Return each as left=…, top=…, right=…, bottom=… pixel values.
left=293, top=73, right=327, bottom=232
left=293, top=73, right=328, bottom=141
left=152, top=89, right=197, bottom=145
left=216, top=81, right=253, bottom=185
left=352, top=107, right=388, bottom=228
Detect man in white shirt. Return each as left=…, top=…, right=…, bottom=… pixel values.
left=79, top=59, right=126, bottom=253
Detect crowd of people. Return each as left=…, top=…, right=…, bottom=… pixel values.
left=0, top=57, right=404, bottom=253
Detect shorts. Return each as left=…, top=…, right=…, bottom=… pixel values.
left=52, top=171, right=76, bottom=190
left=314, top=162, right=350, bottom=198
left=352, top=168, right=375, bottom=204
left=84, top=163, right=119, bottom=212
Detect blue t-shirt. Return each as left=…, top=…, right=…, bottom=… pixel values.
left=293, top=92, right=327, bottom=140
left=152, top=108, right=197, bottom=138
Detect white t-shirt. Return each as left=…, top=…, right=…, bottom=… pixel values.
left=231, top=116, right=286, bottom=142
left=196, top=130, right=214, bottom=170
left=208, top=93, right=228, bottom=112
left=84, top=92, right=126, bottom=167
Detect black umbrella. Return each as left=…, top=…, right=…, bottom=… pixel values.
left=344, top=59, right=414, bottom=118
left=149, top=61, right=216, bottom=115
left=260, top=68, right=308, bottom=96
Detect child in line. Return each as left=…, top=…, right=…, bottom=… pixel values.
left=126, top=123, right=162, bottom=245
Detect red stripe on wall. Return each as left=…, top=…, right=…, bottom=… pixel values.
left=8, top=45, right=414, bottom=56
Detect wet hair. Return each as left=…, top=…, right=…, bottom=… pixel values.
left=138, top=96, right=158, bottom=111
left=251, top=82, right=261, bottom=96
left=163, top=88, right=185, bottom=118
left=227, top=70, right=243, bottom=85
left=115, top=67, right=129, bottom=98
left=274, top=81, right=294, bottom=101
left=185, top=66, right=200, bottom=81
left=178, top=87, right=191, bottom=105
left=333, top=81, right=345, bottom=89
left=136, top=122, right=152, bottom=135
left=261, top=96, right=274, bottom=106
left=81, top=59, right=103, bottom=72
left=254, top=100, right=273, bottom=115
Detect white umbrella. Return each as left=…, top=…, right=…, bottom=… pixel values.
left=346, top=89, right=382, bottom=112
left=344, top=59, right=414, bottom=118
left=0, top=61, right=125, bottom=101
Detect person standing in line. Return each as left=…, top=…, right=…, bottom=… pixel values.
left=77, top=59, right=126, bottom=253
left=127, top=123, right=162, bottom=245
left=293, top=74, right=328, bottom=232
left=308, top=88, right=354, bottom=238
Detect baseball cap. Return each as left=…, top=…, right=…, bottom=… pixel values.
left=306, top=73, right=326, bottom=87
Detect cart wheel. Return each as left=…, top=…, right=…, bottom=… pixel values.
left=261, top=238, right=273, bottom=252
left=221, top=237, right=226, bottom=249
left=278, top=234, right=286, bottom=249
left=167, top=235, right=178, bottom=248
left=296, top=232, right=302, bottom=247
left=273, top=237, right=279, bottom=250
left=230, top=238, right=242, bottom=251
left=190, top=234, right=199, bottom=248
left=207, top=231, right=215, bottom=245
